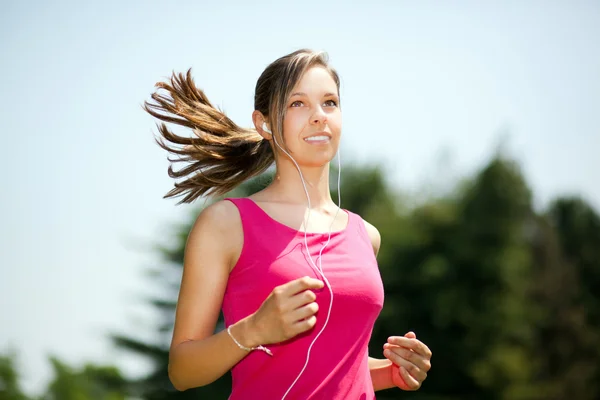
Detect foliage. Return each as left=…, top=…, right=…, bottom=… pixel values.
left=0, top=350, right=129, bottom=400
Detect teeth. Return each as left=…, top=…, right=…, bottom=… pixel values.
left=305, top=136, right=329, bottom=141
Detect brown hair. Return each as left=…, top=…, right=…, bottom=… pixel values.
left=143, top=49, right=341, bottom=204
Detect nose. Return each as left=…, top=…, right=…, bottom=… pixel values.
left=310, top=105, right=327, bottom=125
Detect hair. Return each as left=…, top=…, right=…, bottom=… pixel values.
left=143, top=49, right=341, bottom=204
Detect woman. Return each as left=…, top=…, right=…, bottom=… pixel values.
left=144, top=49, right=432, bottom=399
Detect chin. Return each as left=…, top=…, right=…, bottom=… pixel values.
left=302, top=156, right=336, bottom=168
left=287, top=147, right=338, bottom=168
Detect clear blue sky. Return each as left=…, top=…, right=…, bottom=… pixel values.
left=1, top=0, right=599, bottom=395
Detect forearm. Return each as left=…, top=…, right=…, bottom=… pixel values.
left=169, top=317, right=258, bottom=391
left=368, top=356, right=395, bottom=391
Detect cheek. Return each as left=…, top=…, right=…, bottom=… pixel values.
left=329, top=113, right=342, bottom=135
left=282, top=113, right=308, bottom=141
left=283, top=111, right=303, bottom=128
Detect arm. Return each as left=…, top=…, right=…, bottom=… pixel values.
left=369, top=356, right=395, bottom=391
left=168, top=201, right=260, bottom=391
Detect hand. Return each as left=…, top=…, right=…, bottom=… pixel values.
left=383, top=331, right=432, bottom=391
left=248, top=276, right=324, bottom=346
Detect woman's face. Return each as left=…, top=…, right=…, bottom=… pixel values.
left=279, top=66, right=342, bottom=168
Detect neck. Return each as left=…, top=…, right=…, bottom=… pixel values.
left=269, top=159, right=335, bottom=210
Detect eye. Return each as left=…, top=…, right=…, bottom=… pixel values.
left=290, top=100, right=303, bottom=107
left=324, top=99, right=338, bottom=107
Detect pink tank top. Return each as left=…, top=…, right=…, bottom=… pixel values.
left=222, top=198, right=385, bottom=399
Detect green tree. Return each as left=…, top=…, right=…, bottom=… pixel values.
left=0, top=349, right=129, bottom=400
left=0, top=349, right=31, bottom=400
left=527, top=197, right=600, bottom=400
left=372, top=157, right=542, bottom=400
left=40, top=356, right=128, bottom=400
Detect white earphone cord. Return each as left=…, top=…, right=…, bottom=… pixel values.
left=270, top=130, right=342, bottom=400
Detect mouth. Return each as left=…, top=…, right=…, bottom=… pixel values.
left=304, top=132, right=332, bottom=144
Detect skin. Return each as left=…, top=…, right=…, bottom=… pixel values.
left=169, top=65, right=432, bottom=392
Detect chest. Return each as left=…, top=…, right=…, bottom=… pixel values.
left=255, top=202, right=350, bottom=234
left=249, top=233, right=385, bottom=318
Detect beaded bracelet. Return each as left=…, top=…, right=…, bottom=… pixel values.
left=227, top=326, right=273, bottom=356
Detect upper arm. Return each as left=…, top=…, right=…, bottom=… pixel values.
left=362, top=218, right=381, bottom=257
left=170, top=200, right=243, bottom=352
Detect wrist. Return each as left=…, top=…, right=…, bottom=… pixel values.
left=231, top=316, right=261, bottom=348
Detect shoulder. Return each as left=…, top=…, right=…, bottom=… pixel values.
left=187, top=199, right=243, bottom=268
left=359, top=216, right=381, bottom=257
left=191, top=199, right=240, bottom=234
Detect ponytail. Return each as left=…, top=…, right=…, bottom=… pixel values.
left=143, top=69, right=274, bottom=204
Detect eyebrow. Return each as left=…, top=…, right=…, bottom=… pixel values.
left=290, top=92, right=338, bottom=97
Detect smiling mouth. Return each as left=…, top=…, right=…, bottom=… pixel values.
left=304, top=134, right=331, bottom=143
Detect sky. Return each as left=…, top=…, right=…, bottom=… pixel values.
left=1, top=0, right=599, bottom=395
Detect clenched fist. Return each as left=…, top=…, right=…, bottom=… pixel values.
left=248, top=276, right=324, bottom=346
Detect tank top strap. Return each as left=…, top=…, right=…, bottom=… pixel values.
left=224, top=197, right=276, bottom=238
left=347, top=210, right=373, bottom=248
left=224, top=197, right=252, bottom=216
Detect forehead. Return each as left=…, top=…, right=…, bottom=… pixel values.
left=292, top=66, right=337, bottom=93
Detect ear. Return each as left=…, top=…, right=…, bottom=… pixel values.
left=252, top=110, right=272, bottom=141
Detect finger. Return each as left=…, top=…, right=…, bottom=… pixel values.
left=383, top=349, right=427, bottom=384
left=400, top=365, right=422, bottom=390
left=289, top=301, right=319, bottom=322
left=385, top=346, right=431, bottom=373
left=384, top=350, right=427, bottom=387
left=291, top=315, right=317, bottom=333
left=284, top=276, right=324, bottom=294
left=289, top=289, right=318, bottom=309
left=404, top=331, right=416, bottom=339
left=387, top=337, right=432, bottom=359
left=383, top=343, right=413, bottom=355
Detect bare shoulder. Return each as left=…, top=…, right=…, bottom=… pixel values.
left=193, top=199, right=240, bottom=229
left=187, top=199, right=243, bottom=272
left=360, top=217, right=381, bottom=257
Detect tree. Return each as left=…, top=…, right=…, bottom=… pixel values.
left=370, top=156, right=545, bottom=400
left=40, top=356, right=128, bottom=400
left=527, top=197, right=600, bottom=399
left=0, top=349, right=31, bottom=400
left=0, top=349, right=129, bottom=400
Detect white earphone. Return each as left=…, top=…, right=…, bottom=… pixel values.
left=261, top=119, right=342, bottom=399
left=262, top=122, right=272, bottom=135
